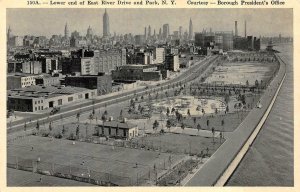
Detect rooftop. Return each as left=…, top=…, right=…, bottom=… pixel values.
left=97, top=120, right=137, bottom=129
left=8, top=85, right=93, bottom=99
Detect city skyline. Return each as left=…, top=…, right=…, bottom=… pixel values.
left=7, top=8, right=293, bottom=38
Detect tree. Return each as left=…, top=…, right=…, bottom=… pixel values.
left=219, top=132, right=223, bottom=144
left=62, top=125, right=66, bottom=136
left=193, top=117, right=197, bottom=126
left=119, top=109, right=123, bottom=120
left=171, top=107, right=175, bottom=114
left=104, top=110, right=108, bottom=116
left=246, top=80, right=249, bottom=87
left=76, top=112, right=80, bottom=122
left=211, top=127, right=215, bottom=144
left=49, top=122, right=52, bottom=132
left=206, top=147, right=209, bottom=156
left=36, top=120, right=40, bottom=132
left=101, top=113, right=107, bottom=135
left=130, top=99, right=135, bottom=107
left=197, top=123, right=201, bottom=136
left=166, top=119, right=172, bottom=132
left=76, top=125, right=80, bottom=139
left=181, top=123, right=185, bottom=134
left=166, top=108, right=170, bottom=116
left=226, top=106, right=229, bottom=113
left=153, top=120, right=159, bottom=133
left=187, top=109, right=191, bottom=117
left=221, top=119, right=225, bottom=138
left=88, top=113, right=94, bottom=125
left=255, top=79, right=259, bottom=87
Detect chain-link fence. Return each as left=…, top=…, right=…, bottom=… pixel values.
left=7, top=155, right=162, bottom=186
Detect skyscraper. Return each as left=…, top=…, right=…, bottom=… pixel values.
left=244, top=20, right=247, bottom=38
left=86, top=26, right=93, bottom=38
left=179, top=26, right=182, bottom=39
left=7, top=26, right=12, bottom=41
left=162, top=24, right=169, bottom=39
left=103, top=9, right=110, bottom=37
left=148, top=25, right=151, bottom=38
left=189, top=18, right=193, bottom=40
left=64, top=22, right=69, bottom=38
left=159, top=28, right=162, bottom=39
left=235, top=21, right=238, bottom=37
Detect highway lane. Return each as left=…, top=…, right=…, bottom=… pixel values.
left=8, top=55, right=220, bottom=134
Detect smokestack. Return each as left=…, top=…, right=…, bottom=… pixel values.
left=235, top=21, right=238, bottom=37
left=244, top=20, right=247, bottom=38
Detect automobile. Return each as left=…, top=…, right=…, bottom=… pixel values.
left=50, top=107, right=60, bottom=115
left=7, top=109, right=14, bottom=118
left=256, top=101, right=262, bottom=109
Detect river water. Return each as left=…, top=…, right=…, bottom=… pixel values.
left=226, top=43, right=294, bottom=186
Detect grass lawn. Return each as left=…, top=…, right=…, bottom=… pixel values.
left=7, top=136, right=185, bottom=186
left=134, top=133, right=225, bottom=155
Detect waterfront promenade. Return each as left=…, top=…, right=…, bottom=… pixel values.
left=186, top=53, right=287, bottom=186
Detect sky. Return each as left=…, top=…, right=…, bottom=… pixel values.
left=6, top=8, right=293, bottom=38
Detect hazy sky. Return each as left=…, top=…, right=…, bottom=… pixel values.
left=7, top=8, right=293, bottom=38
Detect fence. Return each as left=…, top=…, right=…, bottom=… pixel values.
left=7, top=154, right=194, bottom=186
left=7, top=155, right=148, bottom=186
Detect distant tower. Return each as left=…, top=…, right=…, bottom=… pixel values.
left=189, top=18, right=193, bottom=40
left=179, top=26, right=182, bottom=38
left=103, top=9, right=110, bottom=37
left=144, top=27, right=147, bottom=39
left=235, top=21, right=238, bottom=37
left=148, top=25, right=151, bottom=38
left=87, top=25, right=93, bottom=38
left=244, top=20, right=247, bottom=38
left=64, top=22, right=69, bottom=38
left=154, top=29, right=156, bottom=36
left=159, top=28, right=162, bottom=39
left=7, top=26, right=12, bottom=42
left=279, top=34, right=282, bottom=43
left=162, top=24, right=169, bottom=39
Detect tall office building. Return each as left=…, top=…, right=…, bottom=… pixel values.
left=103, top=9, right=110, bottom=37
left=179, top=26, right=182, bottom=38
left=86, top=26, right=93, bottom=38
left=244, top=20, right=247, bottom=38
left=148, top=25, right=151, bottom=38
left=162, top=24, right=170, bottom=39
left=189, top=18, right=193, bottom=40
left=235, top=21, right=238, bottom=37
left=7, top=26, right=12, bottom=44
left=159, top=28, right=162, bottom=39
left=64, top=22, right=69, bottom=38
